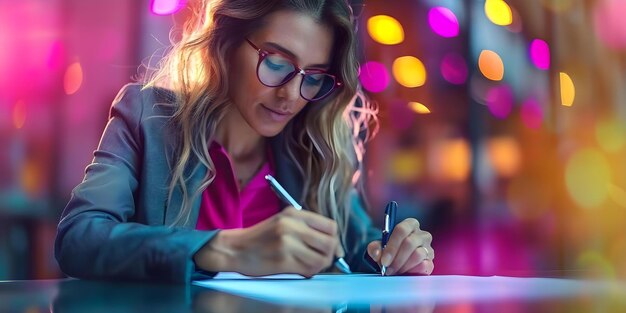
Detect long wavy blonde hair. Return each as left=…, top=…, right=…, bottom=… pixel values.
left=144, top=0, right=378, bottom=246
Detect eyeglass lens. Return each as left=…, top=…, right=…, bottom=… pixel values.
left=258, top=54, right=336, bottom=101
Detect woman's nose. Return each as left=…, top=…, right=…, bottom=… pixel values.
left=276, top=74, right=302, bottom=101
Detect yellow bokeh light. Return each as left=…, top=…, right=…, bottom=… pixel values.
left=367, top=15, right=404, bottom=45
left=559, top=72, right=575, bottom=106
left=485, top=0, right=513, bottom=26
left=21, top=160, right=40, bottom=196
left=392, top=56, right=426, bottom=87
left=64, top=61, right=83, bottom=95
left=408, top=102, right=431, bottom=114
left=13, top=100, right=26, bottom=129
left=478, top=50, right=504, bottom=81
left=596, top=118, right=625, bottom=152
left=431, top=138, right=471, bottom=182
left=565, top=148, right=611, bottom=209
left=576, top=250, right=616, bottom=279
left=487, top=136, right=521, bottom=177
left=389, top=149, right=423, bottom=183
left=609, top=184, right=626, bottom=208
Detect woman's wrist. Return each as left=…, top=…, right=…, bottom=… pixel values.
left=194, top=230, right=241, bottom=273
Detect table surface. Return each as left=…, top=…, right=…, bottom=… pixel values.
left=1, top=275, right=625, bottom=313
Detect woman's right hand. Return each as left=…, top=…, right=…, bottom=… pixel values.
left=193, top=206, right=342, bottom=277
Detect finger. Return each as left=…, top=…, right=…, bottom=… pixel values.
left=387, top=232, right=422, bottom=275
left=406, top=259, right=434, bottom=275
left=288, top=208, right=338, bottom=237
left=380, top=218, right=420, bottom=267
left=287, top=208, right=343, bottom=258
left=396, top=246, right=429, bottom=274
left=286, top=217, right=337, bottom=257
left=367, top=241, right=382, bottom=263
left=426, top=245, right=435, bottom=260
left=335, top=238, right=345, bottom=258
left=287, top=235, right=332, bottom=276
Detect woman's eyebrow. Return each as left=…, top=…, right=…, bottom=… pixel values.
left=264, top=41, right=330, bottom=69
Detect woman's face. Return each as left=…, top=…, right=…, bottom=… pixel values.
left=227, top=10, right=334, bottom=137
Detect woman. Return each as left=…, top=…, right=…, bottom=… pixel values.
left=54, top=0, right=434, bottom=283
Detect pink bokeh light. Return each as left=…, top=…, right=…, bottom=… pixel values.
left=440, top=52, right=468, bottom=85
left=521, top=98, right=543, bottom=129
left=0, top=2, right=60, bottom=98
left=151, top=0, right=186, bottom=15
left=46, top=40, right=65, bottom=70
left=359, top=61, right=390, bottom=93
left=529, top=39, right=550, bottom=70
left=428, top=7, right=460, bottom=38
left=593, top=0, right=626, bottom=50
left=486, top=85, right=514, bottom=119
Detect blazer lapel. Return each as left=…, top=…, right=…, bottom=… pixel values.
left=164, top=159, right=207, bottom=227
left=160, top=118, right=207, bottom=227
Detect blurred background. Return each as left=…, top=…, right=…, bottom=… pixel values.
left=0, top=0, right=624, bottom=281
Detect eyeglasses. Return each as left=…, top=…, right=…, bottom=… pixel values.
left=245, top=38, right=342, bottom=102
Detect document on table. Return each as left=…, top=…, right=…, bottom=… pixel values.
left=194, top=273, right=617, bottom=307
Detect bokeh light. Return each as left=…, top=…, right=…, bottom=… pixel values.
left=505, top=5, right=523, bottom=33
left=428, top=6, right=460, bottom=38
left=392, top=56, right=427, bottom=88
left=608, top=184, right=626, bottom=208
left=485, top=0, right=513, bottom=26
left=478, top=50, right=504, bottom=81
left=46, top=40, right=65, bottom=70
left=487, top=136, right=522, bottom=177
left=529, top=39, right=550, bottom=70
left=63, top=62, right=83, bottom=95
left=486, top=85, right=514, bottom=119
left=596, top=118, right=626, bottom=152
left=520, top=98, right=543, bottom=129
left=577, top=250, right=616, bottom=279
left=367, top=15, right=404, bottom=45
left=440, top=52, right=468, bottom=85
left=559, top=72, right=575, bottom=106
left=150, top=0, right=186, bottom=15
left=359, top=61, right=390, bottom=93
left=592, top=0, right=626, bottom=50
left=408, top=102, right=431, bottom=114
left=565, top=148, right=611, bottom=209
left=13, top=100, right=26, bottom=129
left=430, top=138, right=471, bottom=182
left=21, top=160, right=40, bottom=196
left=389, top=149, right=424, bottom=183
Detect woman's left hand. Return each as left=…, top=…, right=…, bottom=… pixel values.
left=366, top=218, right=434, bottom=276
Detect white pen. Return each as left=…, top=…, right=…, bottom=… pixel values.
left=265, top=174, right=352, bottom=274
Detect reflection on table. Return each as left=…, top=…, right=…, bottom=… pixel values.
left=0, top=275, right=625, bottom=313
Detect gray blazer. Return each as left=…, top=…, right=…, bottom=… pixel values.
left=54, top=84, right=380, bottom=284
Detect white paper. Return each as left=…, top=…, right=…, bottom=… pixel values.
left=194, top=273, right=622, bottom=308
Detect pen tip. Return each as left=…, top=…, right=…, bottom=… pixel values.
left=336, top=258, right=352, bottom=274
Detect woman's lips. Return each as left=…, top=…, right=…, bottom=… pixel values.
left=261, top=104, right=293, bottom=122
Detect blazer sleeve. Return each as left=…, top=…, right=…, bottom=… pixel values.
left=54, top=85, right=216, bottom=284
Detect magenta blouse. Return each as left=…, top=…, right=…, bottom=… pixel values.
left=195, top=142, right=281, bottom=230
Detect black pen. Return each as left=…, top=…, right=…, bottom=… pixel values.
left=265, top=174, right=352, bottom=274
left=380, top=201, right=397, bottom=276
